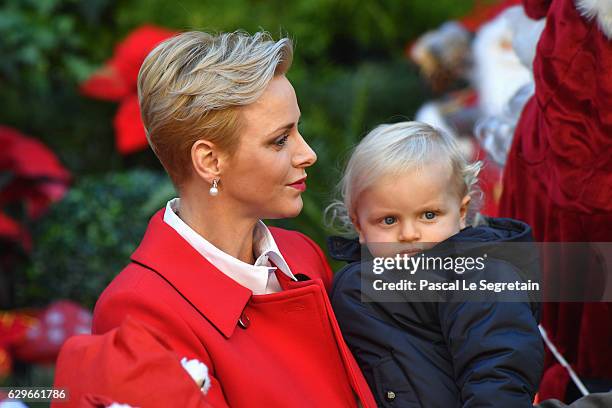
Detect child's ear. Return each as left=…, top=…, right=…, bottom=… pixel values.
left=459, top=195, right=471, bottom=228
left=350, top=214, right=365, bottom=245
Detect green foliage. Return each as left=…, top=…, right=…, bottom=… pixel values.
left=114, top=0, right=475, bottom=65
left=2, top=0, right=475, bottom=306
left=17, top=170, right=175, bottom=309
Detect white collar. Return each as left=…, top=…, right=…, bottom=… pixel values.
left=163, top=198, right=295, bottom=295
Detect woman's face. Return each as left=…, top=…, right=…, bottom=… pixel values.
left=219, top=75, right=317, bottom=219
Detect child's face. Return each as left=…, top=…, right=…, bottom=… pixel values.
left=352, top=162, right=470, bottom=253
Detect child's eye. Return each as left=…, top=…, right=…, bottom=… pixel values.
left=274, top=134, right=289, bottom=147
left=382, top=216, right=397, bottom=225
left=422, top=211, right=437, bottom=220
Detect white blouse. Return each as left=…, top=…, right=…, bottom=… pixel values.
left=163, top=198, right=296, bottom=295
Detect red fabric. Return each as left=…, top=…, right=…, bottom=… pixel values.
left=80, top=25, right=176, bottom=101
left=52, top=316, right=213, bottom=408
left=522, top=0, right=553, bottom=19
left=538, top=364, right=570, bottom=401
left=89, top=210, right=377, bottom=408
left=500, top=0, right=612, bottom=400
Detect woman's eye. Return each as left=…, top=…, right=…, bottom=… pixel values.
left=382, top=216, right=397, bottom=225
left=423, top=211, right=436, bottom=220
left=274, top=134, right=289, bottom=147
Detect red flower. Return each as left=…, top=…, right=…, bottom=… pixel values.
left=0, top=126, right=71, bottom=218
left=0, top=126, right=70, bottom=251
left=80, top=25, right=177, bottom=154
left=81, top=25, right=176, bottom=101
left=114, top=94, right=149, bottom=155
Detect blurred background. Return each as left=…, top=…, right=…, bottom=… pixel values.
left=1, top=0, right=528, bottom=399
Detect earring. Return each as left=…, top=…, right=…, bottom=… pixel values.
left=209, top=178, right=219, bottom=196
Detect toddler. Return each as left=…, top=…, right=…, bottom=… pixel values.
left=328, top=121, right=543, bottom=407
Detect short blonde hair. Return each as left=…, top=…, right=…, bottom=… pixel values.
left=326, top=121, right=482, bottom=235
left=138, top=31, right=293, bottom=187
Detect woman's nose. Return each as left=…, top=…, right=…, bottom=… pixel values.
left=398, top=221, right=421, bottom=243
left=293, top=132, right=317, bottom=168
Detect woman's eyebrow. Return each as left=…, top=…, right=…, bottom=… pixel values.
left=265, top=114, right=301, bottom=138
left=266, top=122, right=294, bottom=138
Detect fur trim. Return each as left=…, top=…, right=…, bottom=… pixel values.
left=576, top=0, right=612, bottom=39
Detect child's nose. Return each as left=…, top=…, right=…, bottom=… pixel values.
left=398, top=221, right=421, bottom=242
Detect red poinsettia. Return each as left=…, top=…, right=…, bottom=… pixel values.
left=80, top=25, right=177, bottom=154
left=0, top=126, right=71, bottom=251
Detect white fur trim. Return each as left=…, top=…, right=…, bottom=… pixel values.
left=576, top=0, right=612, bottom=39
left=181, top=357, right=212, bottom=395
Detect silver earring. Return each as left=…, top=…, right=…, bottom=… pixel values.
left=209, top=178, right=219, bottom=196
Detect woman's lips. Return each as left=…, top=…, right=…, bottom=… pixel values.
left=287, top=178, right=307, bottom=192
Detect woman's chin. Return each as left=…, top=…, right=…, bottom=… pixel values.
left=265, top=197, right=303, bottom=219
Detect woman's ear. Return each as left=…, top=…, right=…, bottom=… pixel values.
left=191, top=139, right=223, bottom=183
left=459, top=195, right=471, bottom=228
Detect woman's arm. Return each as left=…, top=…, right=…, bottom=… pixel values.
left=93, top=287, right=231, bottom=407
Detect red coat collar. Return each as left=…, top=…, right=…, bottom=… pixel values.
left=131, top=210, right=252, bottom=339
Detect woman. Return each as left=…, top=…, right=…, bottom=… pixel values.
left=54, top=31, right=376, bottom=407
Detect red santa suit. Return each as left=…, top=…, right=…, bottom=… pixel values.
left=54, top=209, right=376, bottom=407
left=499, top=0, right=612, bottom=400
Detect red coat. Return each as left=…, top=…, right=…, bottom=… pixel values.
left=83, top=210, right=376, bottom=407
left=500, top=0, right=612, bottom=400
left=53, top=317, right=215, bottom=407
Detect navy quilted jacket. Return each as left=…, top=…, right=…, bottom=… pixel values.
left=329, top=218, right=544, bottom=408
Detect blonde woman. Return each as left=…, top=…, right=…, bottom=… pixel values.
left=56, top=32, right=376, bottom=407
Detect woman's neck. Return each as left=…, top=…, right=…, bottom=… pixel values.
left=177, top=194, right=258, bottom=265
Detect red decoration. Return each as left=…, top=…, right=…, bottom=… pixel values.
left=0, top=126, right=70, bottom=251
left=80, top=25, right=177, bottom=155
left=13, top=300, right=92, bottom=364
left=114, top=94, right=149, bottom=155
left=0, top=311, right=36, bottom=378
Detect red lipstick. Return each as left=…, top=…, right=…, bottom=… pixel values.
left=287, top=177, right=307, bottom=192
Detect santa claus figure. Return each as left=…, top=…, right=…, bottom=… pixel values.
left=500, top=0, right=612, bottom=402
